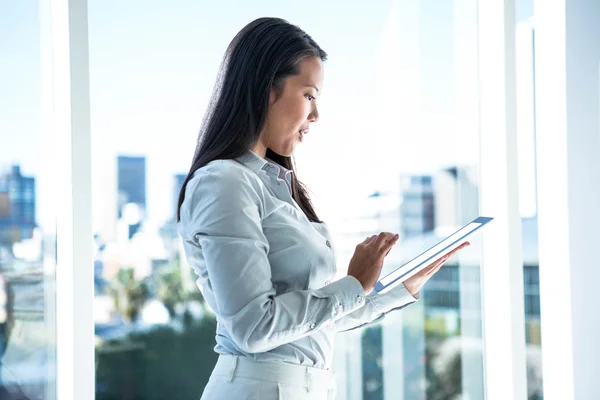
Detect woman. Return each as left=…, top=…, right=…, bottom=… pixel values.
left=177, top=17, right=469, bottom=400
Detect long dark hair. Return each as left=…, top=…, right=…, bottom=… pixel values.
left=177, top=17, right=327, bottom=223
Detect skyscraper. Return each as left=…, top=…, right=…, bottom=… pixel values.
left=173, top=173, right=186, bottom=220
left=158, top=173, right=187, bottom=243
left=0, top=165, right=36, bottom=245
left=117, top=156, right=146, bottom=218
left=433, top=166, right=480, bottom=228
left=117, top=156, right=146, bottom=239
left=400, top=175, right=435, bottom=238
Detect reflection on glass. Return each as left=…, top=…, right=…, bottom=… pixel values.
left=1, top=2, right=57, bottom=399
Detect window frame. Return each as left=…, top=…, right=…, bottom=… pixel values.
left=44, top=0, right=541, bottom=398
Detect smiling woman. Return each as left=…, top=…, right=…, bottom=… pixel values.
left=254, top=56, right=324, bottom=155
left=176, top=17, right=328, bottom=225
left=174, top=15, right=476, bottom=400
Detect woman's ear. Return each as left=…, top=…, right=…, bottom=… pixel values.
left=269, top=88, right=277, bottom=105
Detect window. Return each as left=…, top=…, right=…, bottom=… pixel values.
left=0, top=2, right=57, bottom=398
left=10, top=0, right=596, bottom=398
left=87, top=1, right=484, bottom=399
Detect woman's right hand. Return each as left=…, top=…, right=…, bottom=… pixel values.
left=347, top=232, right=400, bottom=294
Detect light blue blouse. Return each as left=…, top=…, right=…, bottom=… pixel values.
left=178, top=151, right=418, bottom=369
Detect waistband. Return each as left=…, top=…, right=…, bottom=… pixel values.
left=211, top=355, right=336, bottom=390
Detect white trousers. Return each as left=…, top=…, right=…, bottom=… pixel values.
left=200, top=355, right=338, bottom=400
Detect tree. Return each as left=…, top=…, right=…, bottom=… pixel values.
left=108, top=268, right=150, bottom=323
left=155, top=261, right=186, bottom=319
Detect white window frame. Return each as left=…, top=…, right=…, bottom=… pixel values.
left=477, top=0, right=529, bottom=399
left=534, top=1, right=600, bottom=398
left=42, top=0, right=95, bottom=399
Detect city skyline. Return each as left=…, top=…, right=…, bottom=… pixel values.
left=3, top=0, right=488, bottom=233
left=2, top=0, right=539, bottom=235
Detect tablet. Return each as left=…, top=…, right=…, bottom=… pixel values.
left=374, top=216, right=494, bottom=294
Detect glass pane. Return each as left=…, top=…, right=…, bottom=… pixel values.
left=0, top=2, right=57, bottom=399
left=89, top=3, right=218, bottom=398
left=314, top=2, right=484, bottom=399
left=515, top=9, right=544, bottom=400
left=89, top=1, right=483, bottom=399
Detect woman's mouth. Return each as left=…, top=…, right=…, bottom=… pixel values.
left=299, top=129, right=309, bottom=141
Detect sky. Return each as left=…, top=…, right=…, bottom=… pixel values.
left=0, top=0, right=535, bottom=233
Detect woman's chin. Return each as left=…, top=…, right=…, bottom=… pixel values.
left=267, top=147, right=294, bottom=158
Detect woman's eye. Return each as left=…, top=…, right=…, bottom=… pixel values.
left=305, top=94, right=315, bottom=101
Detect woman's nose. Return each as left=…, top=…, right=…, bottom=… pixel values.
left=308, top=105, right=319, bottom=123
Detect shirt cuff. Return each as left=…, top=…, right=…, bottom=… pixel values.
left=315, top=275, right=366, bottom=319
left=368, top=282, right=419, bottom=314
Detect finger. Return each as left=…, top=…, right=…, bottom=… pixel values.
left=412, top=241, right=467, bottom=276
left=456, top=241, right=470, bottom=251
left=427, top=264, right=443, bottom=276
left=375, top=232, right=397, bottom=249
left=431, top=255, right=450, bottom=271
left=380, top=233, right=400, bottom=253
left=439, top=241, right=470, bottom=260
left=421, top=264, right=438, bottom=276
left=445, top=243, right=469, bottom=259
left=431, top=258, right=447, bottom=270
left=430, top=253, right=451, bottom=268
left=385, top=244, right=396, bottom=256
left=453, top=242, right=470, bottom=253
left=364, top=235, right=377, bottom=244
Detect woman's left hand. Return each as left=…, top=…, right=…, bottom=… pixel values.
left=403, top=242, right=470, bottom=297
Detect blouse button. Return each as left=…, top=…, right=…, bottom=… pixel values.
left=325, top=280, right=330, bottom=286
left=310, top=323, right=316, bottom=330
left=356, top=295, right=364, bottom=304
left=326, top=240, right=331, bottom=248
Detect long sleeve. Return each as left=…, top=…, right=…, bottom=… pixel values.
left=180, top=163, right=367, bottom=354
left=333, top=281, right=419, bottom=332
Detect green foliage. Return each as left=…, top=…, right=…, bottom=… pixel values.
left=155, top=262, right=187, bottom=319
left=108, top=268, right=150, bottom=322
left=96, top=316, right=218, bottom=400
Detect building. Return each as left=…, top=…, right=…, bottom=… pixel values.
left=0, top=165, right=36, bottom=246
left=173, top=174, right=186, bottom=221
left=117, top=156, right=146, bottom=219
left=399, top=167, right=479, bottom=240
left=399, top=175, right=435, bottom=238
left=158, top=173, right=187, bottom=250
left=335, top=168, right=542, bottom=400
left=433, top=166, right=480, bottom=228
left=117, top=156, right=146, bottom=239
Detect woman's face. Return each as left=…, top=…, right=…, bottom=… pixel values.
left=255, top=56, right=324, bottom=158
